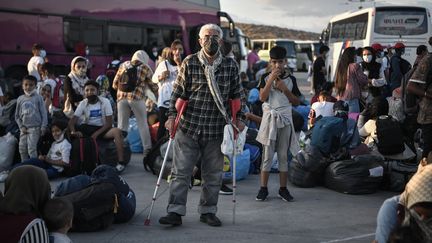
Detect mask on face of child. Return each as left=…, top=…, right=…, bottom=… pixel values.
left=24, top=89, right=36, bottom=96
left=55, top=132, right=65, bottom=142
left=40, top=50, right=46, bottom=58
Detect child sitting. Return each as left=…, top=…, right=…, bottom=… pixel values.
left=308, top=91, right=335, bottom=127
left=68, top=80, right=125, bottom=173
left=12, top=120, right=71, bottom=179
left=15, top=75, right=48, bottom=161
left=43, top=198, right=74, bottom=243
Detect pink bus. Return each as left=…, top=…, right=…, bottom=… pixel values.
left=0, top=0, right=240, bottom=87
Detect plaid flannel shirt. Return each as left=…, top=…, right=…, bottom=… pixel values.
left=168, top=53, right=245, bottom=141
left=112, top=61, right=153, bottom=101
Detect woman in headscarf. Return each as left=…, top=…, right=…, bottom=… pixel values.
left=0, top=165, right=51, bottom=242
left=64, top=56, right=89, bottom=111
left=113, top=50, right=154, bottom=158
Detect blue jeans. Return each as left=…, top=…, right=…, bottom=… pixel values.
left=374, top=195, right=400, bottom=243
left=13, top=158, right=60, bottom=179
left=346, top=99, right=360, bottom=113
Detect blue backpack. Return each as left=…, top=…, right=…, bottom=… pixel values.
left=311, top=116, right=345, bottom=155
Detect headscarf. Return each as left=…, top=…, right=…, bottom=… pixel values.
left=68, top=56, right=89, bottom=96
left=0, top=165, right=51, bottom=216
left=131, top=50, right=150, bottom=66
left=400, top=163, right=432, bottom=209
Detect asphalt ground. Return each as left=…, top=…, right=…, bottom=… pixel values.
left=2, top=72, right=398, bottom=243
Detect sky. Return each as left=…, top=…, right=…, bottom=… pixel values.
left=219, top=0, right=432, bottom=33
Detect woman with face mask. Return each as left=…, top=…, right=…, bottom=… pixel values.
left=360, top=47, right=386, bottom=104
left=63, top=56, right=89, bottom=111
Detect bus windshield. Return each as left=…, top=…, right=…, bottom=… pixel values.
left=276, top=41, right=296, bottom=58
left=374, top=7, right=428, bottom=36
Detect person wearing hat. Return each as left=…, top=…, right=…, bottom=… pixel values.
left=255, top=45, right=300, bottom=202
left=373, top=153, right=432, bottom=243
left=389, top=42, right=411, bottom=93
left=8, top=119, right=71, bottom=179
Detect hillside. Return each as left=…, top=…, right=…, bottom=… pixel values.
left=226, top=22, right=321, bottom=41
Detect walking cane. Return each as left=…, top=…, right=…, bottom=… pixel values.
left=230, top=99, right=241, bottom=224
left=144, top=98, right=188, bottom=226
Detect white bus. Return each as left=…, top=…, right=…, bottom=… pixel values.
left=252, top=39, right=297, bottom=72
left=323, top=6, right=432, bottom=81
left=295, top=40, right=322, bottom=71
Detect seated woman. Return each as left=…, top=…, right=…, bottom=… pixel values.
left=358, top=97, right=389, bottom=147
left=0, top=165, right=51, bottom=242
left=68, top=80, right=125, bottom=173
left=12, top=120, right=71, bottom=179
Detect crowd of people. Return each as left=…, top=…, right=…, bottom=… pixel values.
left=1, top=21, right=432, bottom=242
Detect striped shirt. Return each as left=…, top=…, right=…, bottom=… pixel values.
left=168, top=53, right=244, bottom=141
left=20, top=218, right=50, bottom=243
left=112, top=61, right=153, bottom=101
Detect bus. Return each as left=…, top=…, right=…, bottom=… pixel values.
left=295, top=40, right=322, bottom=71
left=322, top=6, right=432, bottom=81
left=252, top=39, right=297, bottom=72
left=222, top=27, right=251, bottom=74
left=0, top=0, right=247, bottom=89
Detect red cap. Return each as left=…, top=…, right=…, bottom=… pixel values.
left=394, top=42, right=406, bottom=49
left=371, top=43, right=383, bottom=52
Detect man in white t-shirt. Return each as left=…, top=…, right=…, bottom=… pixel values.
left=27, top=44, right=45, bottom=82
left=68, top=80, right=126, bottom=172
left=309, top=91, right=335, bottom=127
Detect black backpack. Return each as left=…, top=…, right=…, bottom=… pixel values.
left=56, top=182, right=118, bottom=232
left=375, top=115, right=405, bottom=155
left=63, top=137, right=99, bottom=177
left=118, top=63, right=139, bottom=92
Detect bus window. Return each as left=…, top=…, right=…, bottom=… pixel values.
left=108, top=25, right=142, bottom=45
left=63, top=19, right=80, bottom=52
left=374, top=7, right=428, bottom=36
left=330, top=13, right=368, bottom=41
left=82, top=20, right=104, bottom=53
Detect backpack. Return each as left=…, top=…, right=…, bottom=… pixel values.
left=56, top=182, right=118, bottom=232
left=91, top=165, right=136, bottom=223
left=375, top=115, right=405, bottom=155
left=118, top=63, right=139, bottom=92
left=63, top=137, right=99, bottom=177
left=143, top=136, right=169, bottom=175
left=52, top=77, right=64, bottom=108
left=310, top=116, right=345, bottom=155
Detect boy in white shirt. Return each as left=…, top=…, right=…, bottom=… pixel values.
left=12, top=120, right=71, bottom=179
left=27, top=43, right=45, bottom=82
left=69, top=80, right=126, bottom=172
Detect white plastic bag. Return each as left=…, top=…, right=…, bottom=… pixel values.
left=0, top=133, right=17, bottom=171
left=221, top=124, right=248, bottom=156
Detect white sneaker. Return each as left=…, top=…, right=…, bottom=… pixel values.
left=0, top=170, right=9, bottom=183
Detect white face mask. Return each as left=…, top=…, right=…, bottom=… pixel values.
left=153, top=51, right=158, bottom=57
left=363, top=70, right=369, bottom=76
left=363, top=55, right=372, bottom=63
left=54, top=132, right=65, bottom=142
left=24, top=89, right=36, bottom=96
left=40, top=50, right=46, bottom=58
left=85, top=49, right=90, bottom=56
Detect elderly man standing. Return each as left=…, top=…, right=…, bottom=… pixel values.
left=159, top=23, right=245, bottom=227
